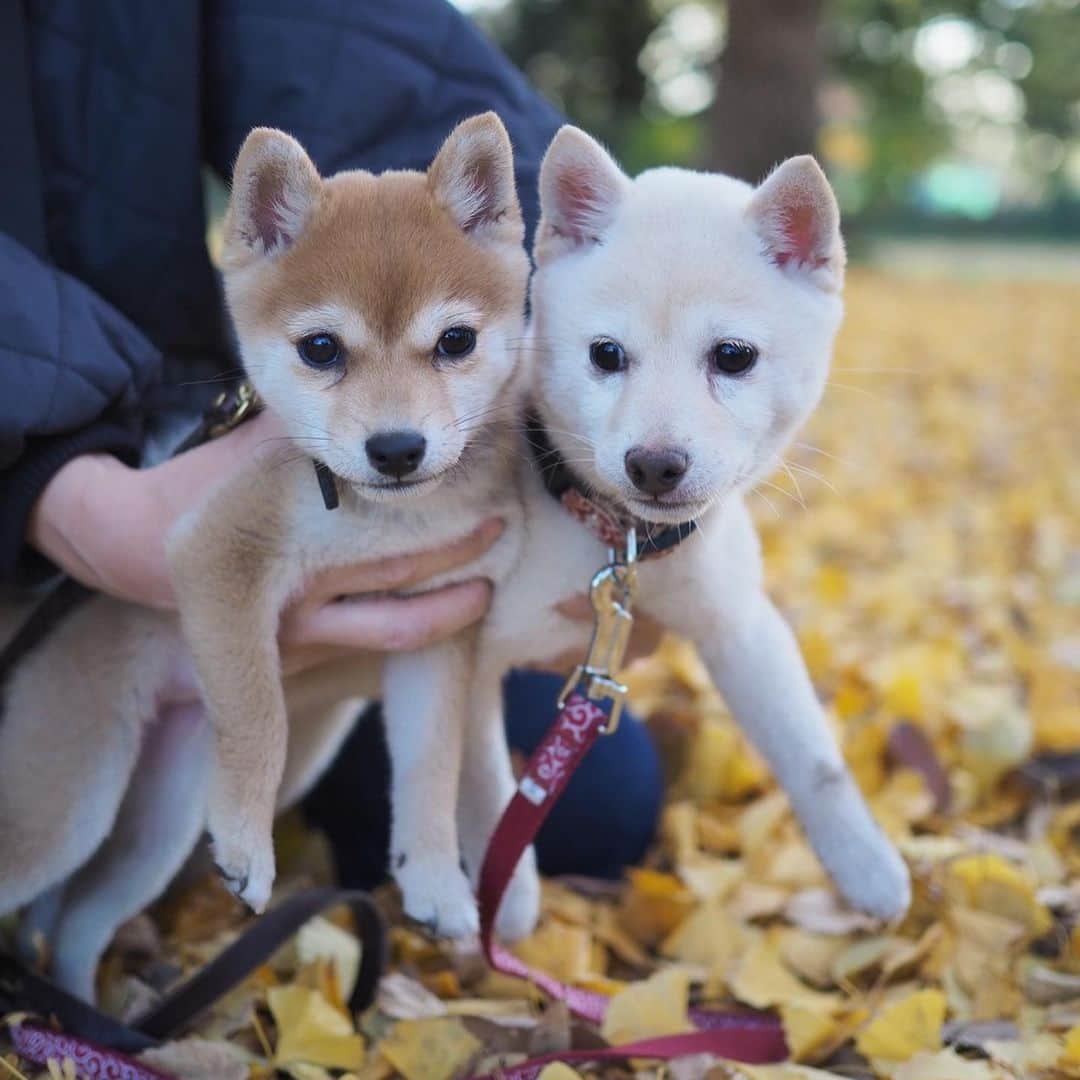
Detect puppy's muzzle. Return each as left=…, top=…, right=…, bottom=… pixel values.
left=624, top=446, right=688, bottom=496
left=366, top=430, right=427, bottom=479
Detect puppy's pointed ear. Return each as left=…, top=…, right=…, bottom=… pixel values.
left=535, top=126, right=628, bottom=265
left=223, top=128, right=320, bottom=266
left=428, top=112, right=523, bottom=244
left=747, top=156, right=845, bottom=291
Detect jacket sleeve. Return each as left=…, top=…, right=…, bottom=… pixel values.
left=203, top=0, right=563, bottom=239
left=0, top=233, right=163, bottom=587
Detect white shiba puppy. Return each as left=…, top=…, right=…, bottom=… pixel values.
left=452, top=128, right=911, bottom=935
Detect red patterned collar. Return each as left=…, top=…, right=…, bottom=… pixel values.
left=524, top=412, right=697, bottom=559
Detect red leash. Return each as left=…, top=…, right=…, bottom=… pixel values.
left=471, top=542, right=788, bottom=1075
left=9, top=1022, right=173, bottom=1079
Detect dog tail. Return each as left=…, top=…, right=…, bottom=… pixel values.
left=0, top=598, right=171, bottom=915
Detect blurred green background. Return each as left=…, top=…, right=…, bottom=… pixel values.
left=455, top=0, right=1080, bottom=248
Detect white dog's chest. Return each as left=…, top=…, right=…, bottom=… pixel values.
left=479, top=480, right=764, bottom=675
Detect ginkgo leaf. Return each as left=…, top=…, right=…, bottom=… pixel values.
left=601, top=967, right=692, bottom=1044
left=854, top=988, right=947, bottom=1061
left=295, top=916, right=361, bottom=1003
left=377, top=1018, right=482, bottom=1080
left=780, top=1003, right=840, bottom=1061
left=268, top=986, right=366, bottom=1071
left=537, top=1066, right=586, bottom=1080
left=946, top=854, right=1053, bottom=936
left=729, top=935, right=842, bottom=1011
left=1063, top=1024, right=1080, bottom=1065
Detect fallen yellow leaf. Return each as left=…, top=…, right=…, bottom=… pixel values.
left=660, top=899, right=744, bottom=971
left=537, top=1066, right=585, bottom=1080
left=1065, top=1024, right=1080, bottom=1065
left=512, top=918, right=596, bottom=983
left=268, top=986, right=365, bottom=1072
left=295, top=916, right=361, bottom=1004
left=854, top=987, right=946, bottom=1061
left=729, top=935, right=841, bottom=1011
left=946, top=854, right=1052, bottom=936
left=601, top=967, right=692, bottom=1044
left=780, top=1003, right=839, bottom=1062
left=378, top=1018, right=482, bottom=1080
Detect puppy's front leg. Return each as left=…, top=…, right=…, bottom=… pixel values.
left=693, top=591, right=910, bottom=919
left=170, top=541, right=286, bottom=913
left=382, top=639, right=477, bottom=938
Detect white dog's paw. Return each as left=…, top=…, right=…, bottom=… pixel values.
left=819, top=823, right=911, bottom=921
left=396, top=855, right=479, bottom=939
left=209, top=822, right=276, bottom=913
left=495, top=849, right=542, bottom=941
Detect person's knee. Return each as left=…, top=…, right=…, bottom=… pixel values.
left=504, top=670, right=663, bottom=878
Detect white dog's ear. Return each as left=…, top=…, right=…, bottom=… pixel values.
left=224, top=128, right=321, bottom=266
left=535, top=126, right=628, bottom=264
left=748, top=156, right=845, bottom=291
left=429, top=112, right=523, bottom=243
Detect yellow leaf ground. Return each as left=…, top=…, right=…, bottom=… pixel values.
left=9, top=268, right=1080, bottom=1079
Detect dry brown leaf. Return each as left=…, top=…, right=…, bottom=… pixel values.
left=784, top=889, right=878, bottom=936
left=138, top=1037, right=250, bottom=1080
left=889, top=1048, right=1000, bottom=1079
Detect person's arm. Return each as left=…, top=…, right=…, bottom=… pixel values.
left=203, top=0, right=563, bottom=238
left=28, top=410, right=502, bottom=675
left=0, top=233, right=163, bottom=588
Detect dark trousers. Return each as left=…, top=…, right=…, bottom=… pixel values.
left=303, top=671, right=663, bottom=887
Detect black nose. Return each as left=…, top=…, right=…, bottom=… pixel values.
left=366, top=430, right=427, bottom=479
left=624, top=447, right=689, bottom=495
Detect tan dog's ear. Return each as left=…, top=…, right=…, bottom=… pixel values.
left=535, top=126, right=628, bottom=266
left=428, top=112, right=522, bottom=244
left=223, top=128, right=320, bottom=266
left=747, top=156, right=845, bottom=291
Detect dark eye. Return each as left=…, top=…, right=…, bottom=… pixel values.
left=710, top=339, right=758, bottom=375
left=297, top=332, right=342, bottom=368
left=590, top=338, right=627, bottom=374
left=436, top=325, right=477, bottom=359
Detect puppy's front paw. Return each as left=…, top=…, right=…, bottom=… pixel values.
left=820, top=823, right=911, bottom=921
left=209, top=825, right=275, bottom=913
left=495, top=847, right=541, bottom=941
left=395, top=855, right=478, bottom=939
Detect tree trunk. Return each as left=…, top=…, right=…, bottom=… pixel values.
left=708, top=0, right=825, bottom=182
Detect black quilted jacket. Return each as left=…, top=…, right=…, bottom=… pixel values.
left=0, top=0, right=561, bottom=586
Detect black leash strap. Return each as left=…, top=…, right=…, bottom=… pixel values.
left=136, top=887, right=385, bottom=1041
left=1, top=888, right=386, bottom=1056
left=0, top=955, right=157, bottom=1054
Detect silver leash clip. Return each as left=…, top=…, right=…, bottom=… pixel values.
left=558, top=528, right=639, bottom=733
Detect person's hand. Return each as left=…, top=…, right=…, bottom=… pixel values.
left=277, top=523, right=499, bottom=675
left=28, top=412, right=502, bottom=674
